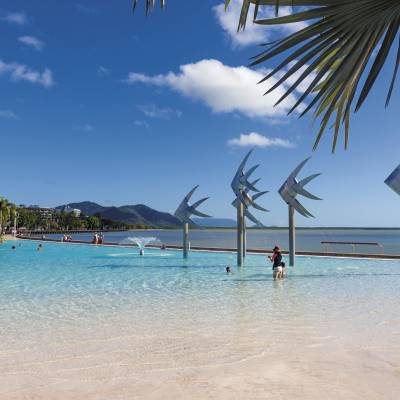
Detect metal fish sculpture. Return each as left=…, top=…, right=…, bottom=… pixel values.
left=385, top=164, right=400, bottom=196
left=279, top=158, right=322, bottom=218
left=230, top=150, right=261, bottom=208
left=174, top=185, right=211, bottom=226
left=232, top=179, right=269, bottom=227
left=231, top=151, right=269, bottom=265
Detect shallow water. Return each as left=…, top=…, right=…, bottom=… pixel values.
left=41, top=228, right=400, bottom=254
left=1, top=241, right=400, bottom=399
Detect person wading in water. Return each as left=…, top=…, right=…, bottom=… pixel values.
left=269, top=245, right=286, bottom=280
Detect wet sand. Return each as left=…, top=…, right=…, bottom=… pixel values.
left=1, top=313, right=399, bottom=400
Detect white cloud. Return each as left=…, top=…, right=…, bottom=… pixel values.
left=75, top=124, right=94, bottom=132
left=138, top=104, right=182, bottom=119
left=76, top=4, right=98, bottom=15
left=228, top=132, right=294, bottom=148
left=0, top=60, right=54, bottom=87
left=97, top=65, right=110, bottom=77
left=1, top=11, right=28, bottom=25
left=126, top=59, right=299, bottom=119
left=214, top=0, right=308, bottom=48
left=0, top=109, right=19, bottom=119
left=18, top=36, right=45, bottom=51
left=134, top=120, right=150, bottom=129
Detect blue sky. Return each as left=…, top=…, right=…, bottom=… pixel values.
left=1, top=0, right=399, bottom=227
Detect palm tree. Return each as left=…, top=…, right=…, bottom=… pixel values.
left=0, top=197, right=10, bottom=238
left=134, top=1, right=400, bottom=152
left=9, top=204, right=17, bottom=236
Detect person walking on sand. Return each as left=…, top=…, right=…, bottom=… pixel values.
left=269, top=245, right=285, bottom=280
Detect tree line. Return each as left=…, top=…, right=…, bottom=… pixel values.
left=0, top=196, right=151, bottom=236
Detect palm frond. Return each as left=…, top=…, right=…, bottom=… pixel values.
left=134, top=0, right=399, bottom=151
left=132, top=0, right=165, bottom=15
left=234, top=0, right=400, bottom=152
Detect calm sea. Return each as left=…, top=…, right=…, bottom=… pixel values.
left=41, top=228, right=400, bottom=255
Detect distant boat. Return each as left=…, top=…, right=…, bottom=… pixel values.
left=385, top=164, right=400, bottom=196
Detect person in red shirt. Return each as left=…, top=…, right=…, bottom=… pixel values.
left=269, top=245, right=285, bottom=280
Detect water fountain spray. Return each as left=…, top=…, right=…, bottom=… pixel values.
left=122, top=237, right=157, bottom=256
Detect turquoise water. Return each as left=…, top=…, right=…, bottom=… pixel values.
left=1, top=241, right=400, bottom=399
left=1, top=240, right=400, bottom=336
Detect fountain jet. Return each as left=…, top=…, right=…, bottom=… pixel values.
left=121, top=237, right=157, bottom=256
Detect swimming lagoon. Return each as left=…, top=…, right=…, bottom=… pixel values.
left=1, top=241, right=399, bottom=399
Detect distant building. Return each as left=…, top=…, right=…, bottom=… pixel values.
left=25, top=206, right=56, bottom=220
left=63, top=206, right=81, bottom=217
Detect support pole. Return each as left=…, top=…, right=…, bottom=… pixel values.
left=243, top=215, right=247, bottom=258
left=288, top=205, right=295, bottom=266
left=183, top=222, right=189, bottom=258
left=13, top=214, right=17, bottom=237
left=237, top=202, right=244, bottom=266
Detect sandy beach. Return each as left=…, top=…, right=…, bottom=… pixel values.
left=2, top=234, right=18, bottom=241
left=0, top=313, right=399, bottom=400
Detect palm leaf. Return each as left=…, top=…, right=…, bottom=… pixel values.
left=132, top=0, right=165, bottom=15
left=134, top=0, right=400, bottom=151
left=237, top=0, right=400, bottom=151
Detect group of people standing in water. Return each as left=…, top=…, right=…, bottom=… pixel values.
left=92, top=232, right=104, bottom=244
left=226, top=245, right=286, bottom=280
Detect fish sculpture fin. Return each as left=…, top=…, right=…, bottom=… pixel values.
left=190, top=197, right=209, bottom=209
left=244, top=209, right=264, bottom=227
left=288, top=197, right=314, bottom=218
left=288, top=157, right=311, bottom=181
left=184, top=185, right=199, bottom=203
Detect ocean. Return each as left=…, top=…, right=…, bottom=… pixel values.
left=40, top=228, right=400, bottom=255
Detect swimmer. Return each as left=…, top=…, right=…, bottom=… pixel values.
left=226, top=266, right=233, bottom=274
left=38, top=244, right=43, bottom=251
left=11, top=245, right=16, bottom=250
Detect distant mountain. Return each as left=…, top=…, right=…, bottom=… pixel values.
left=193, top=218, right=237, bottom=228
left=56, top=201, right=107, bottom=216
left=56, top=201, right=180, bottom=228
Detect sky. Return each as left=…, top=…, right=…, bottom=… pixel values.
left=1, top=0, right=400, bottom=227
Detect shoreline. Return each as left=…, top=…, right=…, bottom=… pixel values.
left=17, top=236, right=400, bottom=260
left=1, top=234, right=19, bottom=241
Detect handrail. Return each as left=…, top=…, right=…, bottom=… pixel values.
left=321, top=241, right=384, bottom=254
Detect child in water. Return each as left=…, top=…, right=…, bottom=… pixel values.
left=269, top=245, right=285, bottom=280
